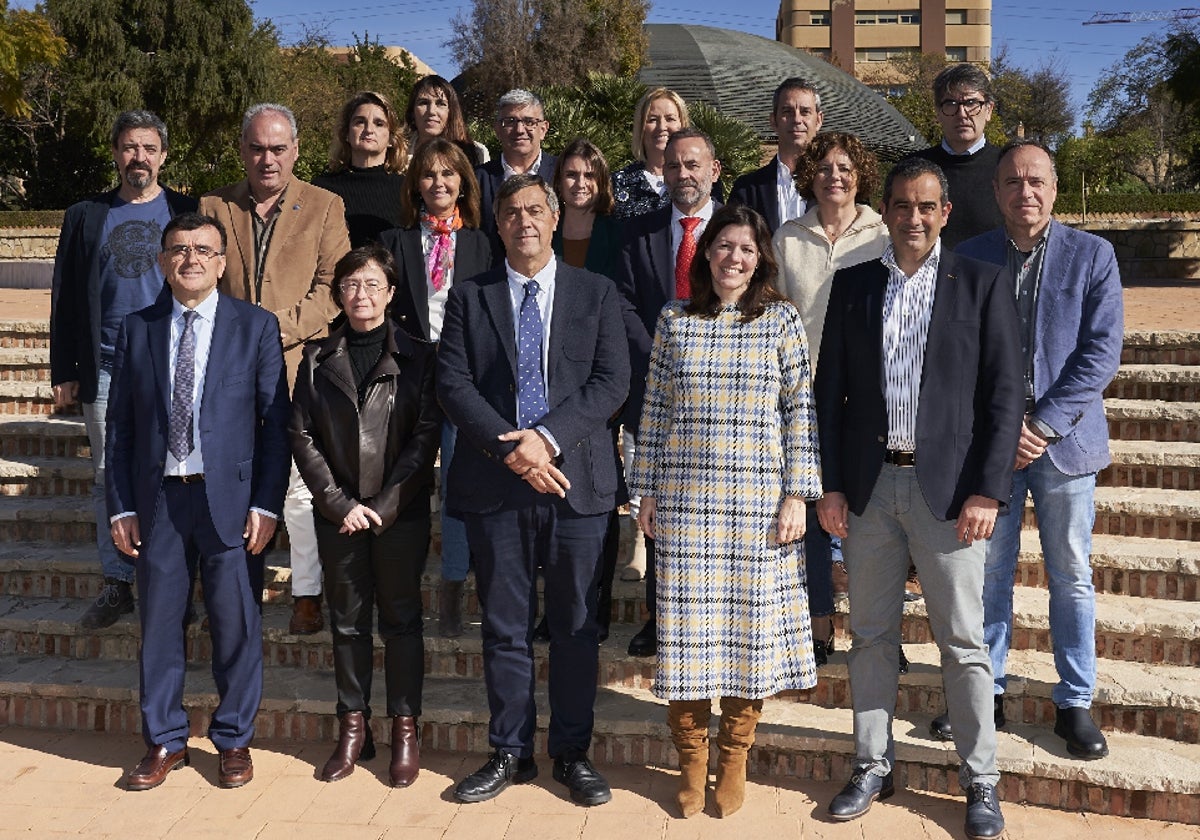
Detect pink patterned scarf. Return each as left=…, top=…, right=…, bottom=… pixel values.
left=424, top=207, right=463, bottom=292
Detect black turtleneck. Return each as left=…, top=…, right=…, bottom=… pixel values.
left=312, top=164, right=406, bottom=247
left=346, top=322, right=388, bottom=395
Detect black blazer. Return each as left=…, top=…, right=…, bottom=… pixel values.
left=728, top=161, right=782, bottom=234
left=50, top=186, right=197, bottom=403
left=814, top=250, right=1025, bottom=521
left=435, top=262, right=630, bottom=516
left=474, top=154, right=559, bottom=267
left=378, top=225, right=492, bottom=341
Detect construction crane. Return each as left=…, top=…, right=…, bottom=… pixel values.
left=1084, top=8, right=1200, bottom=24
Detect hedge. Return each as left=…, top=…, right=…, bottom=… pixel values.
left=0, top=210, right=65, bottom=228
left=1055, top=193, right=1200, bottom=216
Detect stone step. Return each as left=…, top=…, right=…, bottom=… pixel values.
left=1107, top=364, right=1200, bottom=401
left=1099, top=440, right=1200, bottom=491
left=0, top=413, right=89, bottom=458
left=0, top=380, right=54, bottom=415
left=0, top=496, right=100, bottom=542
left=2, top=593, right=1196, bottom=745
left=0, top=655, right=1196, bottom=823
left=0, top=347, right=50, bottom=383
left=1022, top=486, right=1200, bottom=542
left=1121, top=330, right=1200, bottom=366
left=1107, top=399, right=1200, bottom=443
left=0, top=319, right=49, bottom=349
left=0, top=454, right=94, bottom=496
left=1017, top=532, right=1200, bottom=601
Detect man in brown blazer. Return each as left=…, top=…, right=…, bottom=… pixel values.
left=200, top=103, right=350, bottom=635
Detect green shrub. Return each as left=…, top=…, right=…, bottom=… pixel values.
left=1055, top=193, right=1200, bottom=215
left=0, top=210, right=65, bottom=228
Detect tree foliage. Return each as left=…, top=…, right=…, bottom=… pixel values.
left=448, top=0, right=649, bottom=115
left=989, top=49, right=1073, bottom=145
left=0, top=0, right=66, bottom=119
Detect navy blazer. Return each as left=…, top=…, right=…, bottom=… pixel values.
left=957, top=219, right=1124, bottom=476
left=105, top=293, right=291, bottom=548
left=50, top=187, right=198, bottom=403
left=474, top=154, right=559, bottom=267
left=378, top=225, right=493, bottom=341
left=729, top=161, right=782, bottom=234
left=814, top=249, right=1025, bottom=521
left=615, top=202, right=721, bottom=433
left=435, top=262, right=630, bottom=516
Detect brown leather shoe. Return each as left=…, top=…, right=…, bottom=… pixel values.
left=389, top=716, right=419, bottom=787
left=319, top=711, right=375, bottom=782
left=217, top=747, right=253, bottom=788
left=289, top=595, right=324, bottom=635
left=127, top=744, right=189, bottom=790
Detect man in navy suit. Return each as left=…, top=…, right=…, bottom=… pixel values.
left=616, top=128, right=721, bottom=658
left=106, top=212, right=290, bottom=791
left=437, top=174, right=629, bottom=806
left=475, top=89, right=558, bottom=266
left=932, top=140, right=1122, bottom=760
left=728, top=77, right=823, bottom=234
left=814, top=158, right=1023, bottom=839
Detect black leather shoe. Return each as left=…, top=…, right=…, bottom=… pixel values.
left=964, top=782, right=1005, bottom=839
left=454, top=750, right=538, bottom=803
left=80, top=578, right=134, bottom=630
left=627, top=618, right=656, bottom=657
left=1054, top=706, right=1108, bottom=759
left=553, top=749, right=612, bottom=806
left=897, top=645, right=909, bottom=675
left=930, top=696, right=1006, bottom=741
left=828, top=769, right=895, bottom=820
left=532, top=615, right=550, bottom=643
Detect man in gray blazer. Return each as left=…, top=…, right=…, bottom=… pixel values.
left=933, top=139, right=1124, bottom=760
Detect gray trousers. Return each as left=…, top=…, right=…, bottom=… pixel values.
left=843, top=464, right=999, bottom=789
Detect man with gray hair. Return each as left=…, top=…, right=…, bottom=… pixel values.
left=51, top=110, right=197, bottom=630
left=474, top=89, right=558, bottom=264
left=200, top=103, right=351, bottom=634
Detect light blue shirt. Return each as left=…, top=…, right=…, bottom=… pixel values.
left=941, top=136, right=988, bottom=156
left=164, top=291, right=218, bottom=477
left=504, top=256, right=561, bottom=454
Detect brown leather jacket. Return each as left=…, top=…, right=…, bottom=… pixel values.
left=290, top=322, right=441, bottom=532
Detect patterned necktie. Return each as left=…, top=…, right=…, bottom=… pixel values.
left=168, top=310, right=198, bottom=462
left=675, top=216, right=702, bottom=300
left=516, top=280, right=549, bottom=429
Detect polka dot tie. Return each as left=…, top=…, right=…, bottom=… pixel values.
left=516, top=280, right=549, bottom=429
left=675, top=216, right=702, bottom=300
left=168, top=309, right=197, bottom=462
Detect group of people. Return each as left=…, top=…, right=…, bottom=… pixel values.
left=48, top=62, right=1123, bottom=840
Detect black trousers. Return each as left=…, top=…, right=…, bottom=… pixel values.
left=314, top=507, right=430, bottom=718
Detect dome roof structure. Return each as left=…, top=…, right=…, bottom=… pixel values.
left=639, top=24, right=927, bottom=159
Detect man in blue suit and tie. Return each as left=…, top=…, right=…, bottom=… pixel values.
left=106, top=212, right=291, bottom=791
left=437, top=174, right=629, bottom=806
left=931, top=139, right=1124, bottom=759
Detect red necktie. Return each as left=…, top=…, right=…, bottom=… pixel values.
left=675, top=216, right=702, bottom=300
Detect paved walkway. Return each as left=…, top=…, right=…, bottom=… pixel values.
left=1, top=728, right=1197, bottom=839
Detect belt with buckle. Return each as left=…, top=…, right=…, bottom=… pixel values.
left=883, top=449, right=915, bottom=467
left=164, top=473, right=205, bottom=484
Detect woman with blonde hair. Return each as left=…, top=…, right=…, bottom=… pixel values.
left=611, top=87, right=691, bottom=220
left=313, top=91, right=407, bottom=247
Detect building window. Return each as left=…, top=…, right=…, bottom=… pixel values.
left=855, top=11, right=920, bottom=25
left=945, top=47, right=968, bottom=61
left=855, top=47, right=918, bottom=61
left=946, top=9, right=967, bottom=24
left=810, top=11, right=830, bottom=25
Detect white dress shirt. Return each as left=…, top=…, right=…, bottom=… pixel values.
left=881, top=240, right=941, bottom=451
left=775, top=155, right=806, bottom=228
left=501, top=151, right=544, bottom=180
left=505, top=256, right=560, bottom=454
left=420, top=220, right=457, bottom=340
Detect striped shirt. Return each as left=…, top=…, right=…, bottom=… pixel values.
left=880, top=240, right=941, bottom=451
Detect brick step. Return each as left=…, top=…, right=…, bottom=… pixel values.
left=1121, top=330, right=1200, bottom=366
left=1099, top=440, right=1200, bottom=491
left=0, top=414, right=89, bottom=458
left=0, top=656, right=1196, bottom=823
left=1022, top=486, right=1200, bottom=541
left=0, top=497, right=95, bottom=541
left=1017, top=532, right=1200, bottom=601
left=1107, top=364, right=1200, bottom=401
left=0, top=319, right=49, bottom=349
left=1107, top=399, right=1200, bottom=442
left=4, top=594, right=1196, bottom=745
left=0, top=347, right=50, bottom=383
left=0, top=380, right=54, bottom=415
left=0, top=454, right=94, bottom=496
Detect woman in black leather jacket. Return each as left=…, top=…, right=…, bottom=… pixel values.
left=290, top=245, right=441, bottom=788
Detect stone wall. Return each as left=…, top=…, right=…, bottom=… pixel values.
left=0, top=228, right=57, bottom=261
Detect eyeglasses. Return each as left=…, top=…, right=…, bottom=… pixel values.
left=339, top=280, right=386, bottom=295
left=939, top=98, right=988, bottom=117
left=497, top=116, right=545, bottom=131
left=165, top=244, right=223, bottom=261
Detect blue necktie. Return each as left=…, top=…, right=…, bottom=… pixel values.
left=516, top=280, right=549, bottom=429
left=168, top=310, right=197, bottom=462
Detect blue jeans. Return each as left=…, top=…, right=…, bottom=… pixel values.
left=983, top=456, right=1097, bottom=708
left=439, top=420, right=470, bottom=581
left=81, top=366, right=131, bottom=583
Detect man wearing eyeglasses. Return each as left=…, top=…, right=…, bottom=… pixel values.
left=50, top=110, right=198, bottom=631
left=201, top=103, right=351, bottom=636
left=475, top=89, right=558, bottom=266
left=108, top=212, right=290, bottom=791
left=910, top=63, right=1003, bottom=250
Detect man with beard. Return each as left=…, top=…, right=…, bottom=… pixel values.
left=51, top=110, right=198, bottom=630
left=616, top=128, right=722, bottom=658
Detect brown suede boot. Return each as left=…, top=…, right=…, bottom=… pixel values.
left=389, top=716, right=420, bottom=787
left=319, top=711, right=375, bottom=782
left=713, top=696, right=764, bottom=817
left=667, top=699, right=712, bottom=818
